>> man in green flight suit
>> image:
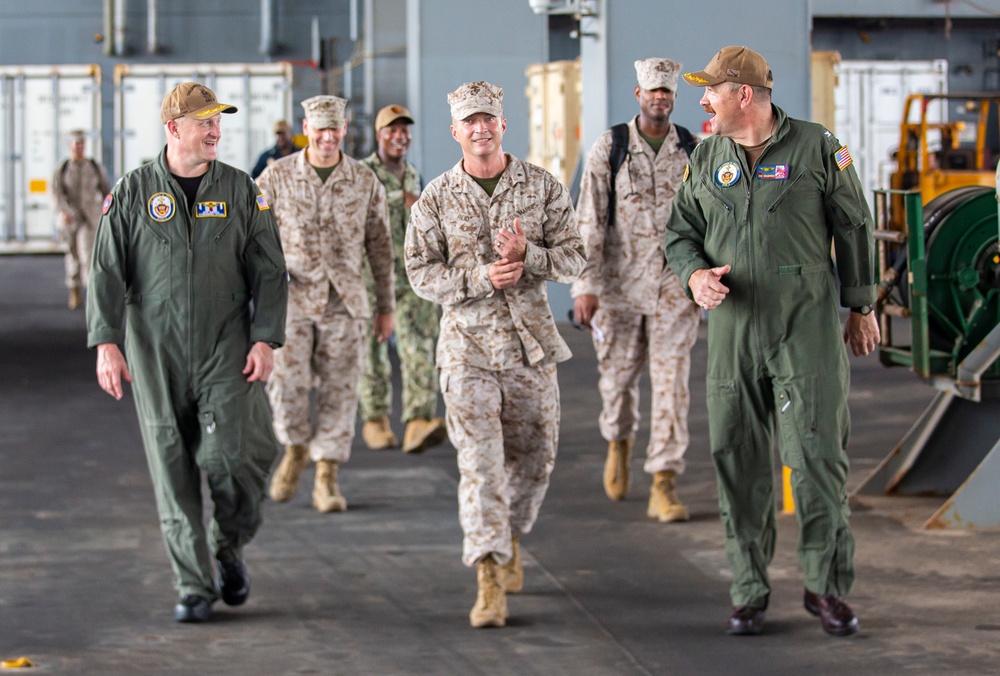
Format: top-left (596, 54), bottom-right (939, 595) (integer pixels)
top-left (664, 46), bottom-right (881, 637)
top-left (87, 82), bottom-right (288, 623)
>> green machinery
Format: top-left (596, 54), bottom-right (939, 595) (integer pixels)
top-left (855, 185), bottom-right (1000, 529)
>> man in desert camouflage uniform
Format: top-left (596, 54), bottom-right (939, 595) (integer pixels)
top-left (359, 104), bottom-right (447, 454)
top-left (405, 81), bottom-right (585, 629)
top-left (571, 58), bottom-right (701, 523)
top-left (257, 95), bottom-right (394, 514)
top-left (52, 129), bottom-right (111, 309)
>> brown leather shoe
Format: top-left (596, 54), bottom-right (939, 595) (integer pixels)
top-left (726, 605), bottom-right (766, 635)
top-left (804, 589), bottom-right (859, 636)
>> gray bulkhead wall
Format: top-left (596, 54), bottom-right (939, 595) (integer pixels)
top-left (0, 1), bottom-right (355, 178)
top-left (405, 0), bottom-right (548, 181)
top-left (580, 0), bottom-right (811, 158)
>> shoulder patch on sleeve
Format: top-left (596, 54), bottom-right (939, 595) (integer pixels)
top-left (683, 164), bottom-right (690, 183)
top-left (101, 194), bottom-right (113, 214)
top-left (256, 194), bottom-right (270, 210)
top-left (834, 146), bottom-right (853, 171)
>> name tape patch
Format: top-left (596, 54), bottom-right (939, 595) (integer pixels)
top-left (196, 201), bottom-right (227, 218)
top-left (756, 164), bottom-right (790, 180)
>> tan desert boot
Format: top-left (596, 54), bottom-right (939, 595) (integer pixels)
top-left (269, 444), bottom-right (310, 502)
top-left (68, 286), bottom-right (81, 310)
top-left (603, 436), bottom-right (634, 501)
top-left (647, 470), bottom-right (690, 523)
top-left (312, 459), bottom-right (347, 513)
top-left (498, 536), bottom-right (523, 594)
top-left (469, 555), bottom-right (508, 628)
top-left (361, 416), bottom-right (398, 450)
top-left (402, 417), bottom-right (448, 454)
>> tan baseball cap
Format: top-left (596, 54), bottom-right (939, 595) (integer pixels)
top-left (375, 104), bottom-right (414, 133)
top-left (273, 119), bottom-right (291, 134)
top-left (448, 81), bottom-right (503, 121)
top-left (683, 46), bottom-right (773, 89)
top-left (160, 82), bottom-right (237, 124)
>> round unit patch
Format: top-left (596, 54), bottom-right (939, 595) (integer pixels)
top-left (147, 192), bottom-right (176, 222)
top-left (715, 161), bottom-right (741, 188)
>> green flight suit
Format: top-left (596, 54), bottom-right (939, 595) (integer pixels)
top-left (664, 105), bottom-right (877, 609)
top-left (87, 148), bottom-right (288, 601)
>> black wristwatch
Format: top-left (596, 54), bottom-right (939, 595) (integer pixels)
top-left (850, 304), bottom-right (874, 316)
top-left (266, 341), bottom-right (282, 349)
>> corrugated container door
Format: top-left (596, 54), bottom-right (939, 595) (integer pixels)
top-left (0, 65), bottom-right (102, 254)
top-left (114, 63), bottom-right (293, 178)
top-left (833, 60), bottom-right (948, 202)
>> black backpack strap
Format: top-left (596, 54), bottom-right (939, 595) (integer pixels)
top-left (606, 123), bottom-right (630, 228)
top-left (675, 124), bottom-right (698, 158)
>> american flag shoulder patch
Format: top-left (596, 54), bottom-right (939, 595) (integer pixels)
top-left (256, 194), bottom-right (270, 210)
top-left (834, 146), bottom-right (853, 171)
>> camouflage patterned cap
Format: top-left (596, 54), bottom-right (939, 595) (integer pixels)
top-left (635, 58), bottom-right (682, 92)
top-left (447, 81), bottom-right (503, 121)
top-left (302, 95), bottom-right (348, 129)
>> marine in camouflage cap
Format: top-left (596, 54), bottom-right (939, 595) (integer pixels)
top-left (448, 81), bottom-right (503, 121)
top-left (302, 95), bottom-right (348, 129)
top-left (635, 58), bottom-right (682, 91)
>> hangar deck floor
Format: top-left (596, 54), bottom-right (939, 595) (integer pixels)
top-left (2, 255), bottom-right (998, 675)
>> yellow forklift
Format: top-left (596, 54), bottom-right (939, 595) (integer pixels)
top-left (855, 92), bottom-right (1000, 529)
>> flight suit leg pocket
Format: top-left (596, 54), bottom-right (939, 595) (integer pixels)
top-left (196, 407), bottom-right (243, 474)
top-left (706, 378), bottom-right (744, 455)
top-left (775, 375), bottom-right (818, 469)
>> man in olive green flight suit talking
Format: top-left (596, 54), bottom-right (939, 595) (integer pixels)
top-left (664, 47), bottom-right (880, 638)
top-left (87, 82), bottom-right (288, 624)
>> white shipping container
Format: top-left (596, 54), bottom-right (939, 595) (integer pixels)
top-left (114, 63), bottom-right (293, 177)
top-left (833, 60), bottom-right (948, 202)
top-left (0, 64), bottom-right (103, 254)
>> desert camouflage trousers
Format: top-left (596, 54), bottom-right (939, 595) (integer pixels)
top-left (592, 272), bottom-right (700, 474)
top-left (441, 362), bottom-right (560, 567)
top-left (61, 219), bottom-right (96, 289)
top-left (359, 286), bottom-right (440, 422)
top-left (267, 295), bottom-right (367, 462)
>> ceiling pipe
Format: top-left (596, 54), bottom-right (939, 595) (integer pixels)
top-left (147, 0), bottom-right (159, 54)
top-left (259, 0), bottom-right (276, 56)
top-left (102, 0), bottom-right (114, 56)
top-left (114, 0), bottom-right (127, 56)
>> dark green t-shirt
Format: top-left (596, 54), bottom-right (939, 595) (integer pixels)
top-left (638, 128), bottom-right (666, 154)
top-left (472, 174), bottom-right (503, 197)
top-left (311, 161), bottom-right (339, 183)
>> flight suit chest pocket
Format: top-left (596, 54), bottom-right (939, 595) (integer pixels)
top-left (706, 378), bottom-right (744, 455)
top-left (762, 174), bottom-right (820, 226)
top-left (775, 375), bottom-right (818, 469)
top-left (127, 231), bottom-right (172, 304)
top-left (699, 179), bottom-right (738, 265)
